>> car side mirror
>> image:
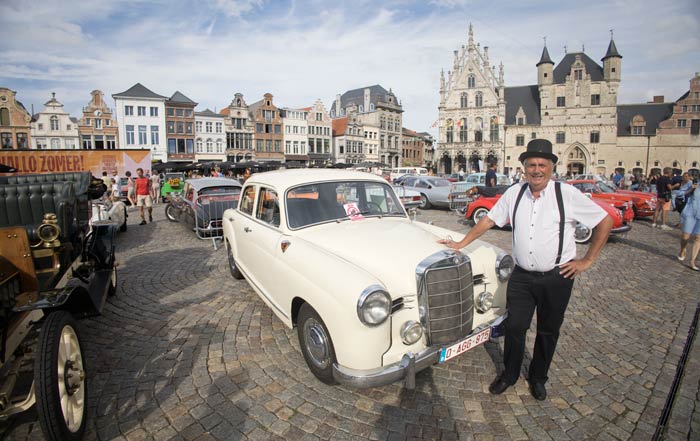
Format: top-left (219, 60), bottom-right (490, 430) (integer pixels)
top-left (428, 185), bottom-right (433, 189)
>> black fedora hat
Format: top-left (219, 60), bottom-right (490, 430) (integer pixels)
top-left (518, 139), bottom-right (558, 163)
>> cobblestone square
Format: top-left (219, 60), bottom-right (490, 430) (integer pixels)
top-left (2, 207), bottom-right (698, 440)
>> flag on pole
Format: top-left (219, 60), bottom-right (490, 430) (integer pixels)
top-left (430, 120), bottom-right (438, 128)
top-left (456, 119), bottom-right (462, 127)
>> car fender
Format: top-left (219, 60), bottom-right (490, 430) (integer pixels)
top-left (273, 236), bottom-right (395, 370)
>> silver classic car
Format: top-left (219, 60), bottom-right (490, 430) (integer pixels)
top-left (222, 170), bottom-right (512, 388)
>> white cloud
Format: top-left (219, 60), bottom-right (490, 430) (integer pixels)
top-left (0, 0), bottom-right (698, 134)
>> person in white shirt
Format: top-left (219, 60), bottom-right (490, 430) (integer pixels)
top-left (439, 139), bottom-right (612, 401)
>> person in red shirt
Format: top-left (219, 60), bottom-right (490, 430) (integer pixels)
top-left (135, 168), bottom-right (153, 225)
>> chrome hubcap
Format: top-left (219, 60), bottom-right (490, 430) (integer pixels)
top-left (303, 318), bottom-right (330, 369)
top-left (58, 326), bottom-right (85, 432)
top-left (575, 223), bottom-right (591, 241)
top-left (474, 209), bottom-right (487, 223)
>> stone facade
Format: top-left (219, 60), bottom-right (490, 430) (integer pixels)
top-left (222, 93), bottom-right (254, 162)
top-left (31, 93), bottom-right (79, 150)
top-left (78, 90), bottom-right (118, 150)
top-left (616, 74), bottom-right (700, 177)
top-left (438, 29), bottom-right (700, 178)
top-left (331, 85), bottom-right (402, 167)
top-left (332, 113), bottom-right (365, 164)
top-left (306, 99), bottom-right (332, 167)
top-left (249, 93), bottom-right (284, 163)
top-left (165, 91), bottom-right (197, 162)
top-left (0, 87), bottom-right (31, 150)
top-left (282, 107), bottom-right (309, 165)
top-left (194, 109), bottom-right (226, 162)
top-left (437, 24), bottom-right (505, 174)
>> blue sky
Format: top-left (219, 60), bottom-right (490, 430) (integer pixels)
top-left (1, 0), bottom-right (698, 134)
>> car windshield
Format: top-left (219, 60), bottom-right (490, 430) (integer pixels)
top-left (425, 178), bottom-right (451, 187)
top-left (165, 173), bottom-right (183, 180)
top-left (597, 182), bottom-right (616, 193)
top-left (199, 186), bottom-right (240, 196)
top-left (286, 181), bottom-right (405, 229)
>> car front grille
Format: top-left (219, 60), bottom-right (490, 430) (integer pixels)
top-left (416, 250), bottom-right (474, 346)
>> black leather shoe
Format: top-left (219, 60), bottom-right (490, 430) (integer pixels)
top-left (529, 381), bottom-right (547, 401)
top-left (488, 376), bottom-right (512, 395)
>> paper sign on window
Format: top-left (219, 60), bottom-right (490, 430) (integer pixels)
top-left (343, 203), bottom-right (364, 221)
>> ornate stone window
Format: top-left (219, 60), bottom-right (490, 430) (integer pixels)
top-left (446, 119), bottom-right (453, 143)
top-left (50, 115), bottom-right (59, 131)
top-left (475, 92), bottom-right (483, 107)
top-left (460, 93), bottom-right (468, 108)
top-left (556, 131), bottom-right (565, 143)
top-left (468, 74), bottom-right (475, 88)
top-left (459, 119), bottom-right (467, 142)
top-left (489, 116), bottom-right (499, 142)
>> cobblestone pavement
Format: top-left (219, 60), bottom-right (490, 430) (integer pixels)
top-left (2, 205), bottom-right (699, 440)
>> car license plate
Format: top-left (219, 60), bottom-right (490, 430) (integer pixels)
top-left (439, 327), bottom-right (491, 363)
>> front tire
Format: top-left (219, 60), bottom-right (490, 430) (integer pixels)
top-left (297, 303), bottom-right (338, 385)
top-left (472, 207), bottom-right (489, 224)
top-left (165, 204), bottom-right (178, 222)
top-left (35, 311), bottom-right (88, 441)
top-left (226, 240), bottom-right (244, 280)
top-left (419, 194), bottom-right (432, 209)
top-left (574, 222), bottom-right (593, 243)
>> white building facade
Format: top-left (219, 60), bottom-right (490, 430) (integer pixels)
top-left (332, 113), bottom-right (365, 164)
top-left (306, 99), bottom-right (332, 167)
top-left (282, 108), bottom-right (309, 165)
top-left (194, 109), bottom-right (227, 162)
top-left (112, 83), bottom-right (167, 161)
top-left (30, 93), bottom-right (79, 150)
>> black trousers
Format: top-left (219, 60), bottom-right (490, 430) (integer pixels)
top-left (501, 265), bottom-right (574, 385)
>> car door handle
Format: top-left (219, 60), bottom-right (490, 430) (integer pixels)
top-left (244, 227), bottom-right (252, 233)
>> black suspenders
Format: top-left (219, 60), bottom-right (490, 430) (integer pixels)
top-left (511, 182), bottom-right (566, 265)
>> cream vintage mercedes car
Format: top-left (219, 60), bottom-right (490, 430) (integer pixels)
top-left (222, 170), bottom-right (512, 388)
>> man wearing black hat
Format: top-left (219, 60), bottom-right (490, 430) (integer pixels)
top-left (440, 139), bottom-right (612, 400)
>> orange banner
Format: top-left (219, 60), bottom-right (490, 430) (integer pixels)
top-left (0, 149), bottom-right (152, 176)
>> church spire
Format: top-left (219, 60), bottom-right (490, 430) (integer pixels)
top-left (602, 30), bottom-right (622, 61)
top-left (536, 40), bottom-right (554, 67)
top-left (468, 22), bottom-right (474, 48)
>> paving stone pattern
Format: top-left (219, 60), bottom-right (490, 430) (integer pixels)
top-left (2, 206), bottom-right (698, 440)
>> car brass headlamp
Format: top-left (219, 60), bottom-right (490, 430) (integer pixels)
top-left (400, 320), bottom-right (423, 345)
top-left (476, 291), bottom-right (494, 313)
top-left (495, 252), bottom-right (514, 282)
top-left (37, 214), bottom-right (61, 247)
top-left (357, 285), bottom-right (391, 326)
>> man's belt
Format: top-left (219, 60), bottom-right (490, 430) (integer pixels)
top-left (514, 265), bottom-right (563, 277)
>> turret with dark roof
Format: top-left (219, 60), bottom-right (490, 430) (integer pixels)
top-left (536, 45), bottom-right (554, 67)
top-left (602, 38), bottom-right (622, 61)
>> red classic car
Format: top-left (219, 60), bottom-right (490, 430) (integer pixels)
top-left (568, 179), bottom-right (656, 217)
top-left (464, 187), bottom-right (632, 243)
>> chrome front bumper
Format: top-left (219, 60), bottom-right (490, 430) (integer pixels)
top-left (332, 313), bottom-right (507, 389)
top-left (611, 224), bottom-right (632, 234)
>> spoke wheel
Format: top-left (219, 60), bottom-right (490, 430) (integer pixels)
top-left (574, 222), bottom-right (593, 243)
top-left (165, 204), bottom-right (178, 222)
top-left (35, 311), bottom-right (88, 441)
top-left (226, 240), bottom-right (244, 280)
top-left (297, 303), bottom-right (337, 384)
top-left (472, 207), bottom-right (489, 224)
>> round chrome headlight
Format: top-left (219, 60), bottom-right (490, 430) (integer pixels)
top-left (495, 252), bottom-right (515, 282)
top-left (400, 320), bottom-right (423, 345)
top-left (357, 286), bottom-right (391, 327)
top-left (476, 291), bottom-right (494, 313)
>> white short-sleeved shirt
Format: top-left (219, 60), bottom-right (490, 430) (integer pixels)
top-left (487, 180), bottom-right (607, 272)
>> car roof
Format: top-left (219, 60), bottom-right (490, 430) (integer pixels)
top-left (568, 179), bottom-right (596, 184)
top-left (186, 177), bottom-right (241, 191)
top-left (244, 169), bottom-right (386, 190)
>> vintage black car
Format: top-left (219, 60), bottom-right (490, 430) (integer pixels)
top-left (165, 177), bottom-right (241, 246)
top-left (0, 171), bottom-right (117, 440)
